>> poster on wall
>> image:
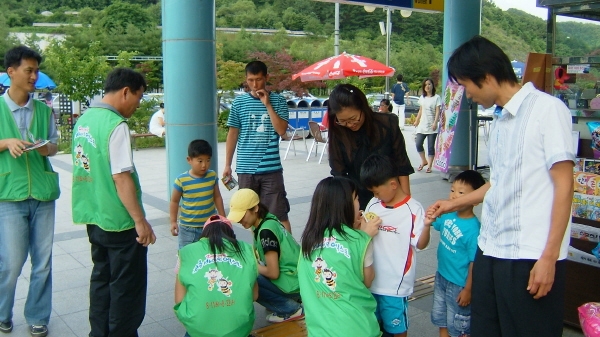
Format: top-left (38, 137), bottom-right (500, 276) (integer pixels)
top-left (433, 81), bottom-right (465, 173)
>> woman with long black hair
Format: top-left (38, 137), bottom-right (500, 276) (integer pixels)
top-left (298, 176), bottom-right (381, 337)
top-left (327, 84), bottom-right (413, 209)
top-left (174, 215), bottom-right (258, 337)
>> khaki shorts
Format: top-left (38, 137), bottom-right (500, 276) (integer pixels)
top-left (237, 171), bottom-right (290, 221)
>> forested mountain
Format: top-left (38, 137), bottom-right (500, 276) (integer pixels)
top-left (1, 0), bottom-right (599, 91)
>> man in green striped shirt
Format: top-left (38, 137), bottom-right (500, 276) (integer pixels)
top-left (223, 61), bottom-right (292, 232)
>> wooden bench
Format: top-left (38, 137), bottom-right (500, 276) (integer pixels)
top-left (130, 133), bottom-right (157, 151)
top-left (250, 274), bottom-right (436, 337)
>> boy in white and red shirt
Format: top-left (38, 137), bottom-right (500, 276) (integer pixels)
top-left (360, 154), bottom-right (430, 337)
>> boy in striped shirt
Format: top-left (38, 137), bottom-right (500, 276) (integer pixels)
top-left (170, 139), bottom-right (226, 248)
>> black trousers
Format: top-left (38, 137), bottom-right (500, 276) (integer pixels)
top-left (87, 225), bottom-right (148, 337)
top-left (471, 248), bottom-right (566, 337)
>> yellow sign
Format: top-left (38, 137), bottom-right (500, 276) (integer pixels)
top-left (413, 0), bottom-right (444, 12)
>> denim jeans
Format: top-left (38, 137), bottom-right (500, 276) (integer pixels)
top-left (256, 275), bottom-right (301, 317)
top-left (431, 272), bottom-right (471, 337)
top-left (178, 225), bottom-right (203, 250)
top-left (415, 133), bottom-right (437, 156)
top-left (0, 200), bottom-right (55, 326)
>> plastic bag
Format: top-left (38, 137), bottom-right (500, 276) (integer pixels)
top-left (587, 122), bottom-right (600, 152)
top-left (579, 302), bottom-right (600, 337)
top-left (593, 243), bottom-right (600, 260)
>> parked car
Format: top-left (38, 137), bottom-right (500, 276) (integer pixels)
top-left (405, 96), bottom-right (421, 117)
top-left (281, 90), bottom-right (316, 101)
top-left (367, 93), bottom-right (420, 118)
top-left (366, 93), bottom-right (387, 111)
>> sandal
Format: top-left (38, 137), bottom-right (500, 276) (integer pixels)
top-left (417, 163), bottom-right (427, 171)
top-left (426, 167), bottom-right (432, 173)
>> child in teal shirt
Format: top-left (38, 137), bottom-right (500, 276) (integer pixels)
top-left (423, 170), bottom-right (485, 337)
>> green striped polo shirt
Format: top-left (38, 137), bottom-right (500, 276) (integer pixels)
top-left (227, 92), bottom-right (288, 174)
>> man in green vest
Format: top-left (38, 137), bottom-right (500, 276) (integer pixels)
top-left (0, 46), bottom-right (60, 337)
top-left (71, 68), bottom-right (156, 337)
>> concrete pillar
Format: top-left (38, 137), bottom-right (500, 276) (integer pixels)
top-left (441, 0), bottom-right (482, 176)
top-left (162, 0), bottom-right (217, 197)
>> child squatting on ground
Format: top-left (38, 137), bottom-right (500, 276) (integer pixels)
top-left (360, 154), bottom-right (430, 337)
top-left (227, 189), bottom-right (304, 323)
top-left (170, 139), bottom-right (225, 249)
top-left (174, 215), bottom-right (258, 337)
top-left (298, 176), bottom-right (382, 337)
top-left (425, 170), bottom-right (485, 337)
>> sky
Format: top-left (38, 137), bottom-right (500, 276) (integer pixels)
top-left (493, 0), bottom-right (597, 23)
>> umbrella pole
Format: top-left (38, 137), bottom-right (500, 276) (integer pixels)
top-left (334, 3), bottom-right (340, 56)
top-left (385, 7), bottom-right (391, 97)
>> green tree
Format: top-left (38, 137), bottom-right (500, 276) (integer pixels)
top-left (216, 0), bottom-right (257, 27)
top-left (248, 50), bottom-right (325, 96)
top-left (218, 60), bottom-right (245, 91)
top-left (100, 1), bottom-right (153, 32)
top-left (116, 50), bottom-right (140, 68)
top-left (0, 14), bottom-right (20, 69)
top-left (78, 7), bottom-right (98, 25)
top-left (43, 40), bottom-right (110, 108)
top-left (136, 60), bottom-right (161, 91)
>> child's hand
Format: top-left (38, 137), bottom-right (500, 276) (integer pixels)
top-left (424, 215), bottom-right (434, 226)
top-left (170, 222), bottom-right (179, 236)
top-left (456, 288), bottom-right (471, 307)
top-left (360, 214), bottom-right (382, 238)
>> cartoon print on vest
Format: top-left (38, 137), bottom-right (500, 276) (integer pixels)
top-left (75, 143), bottom-right (83, 166)
top-left (81, 154), bottom-right (90, 172)
top-left (204, 268), bottom-right (223, 291)
top-left (218, 277), bottom-right (233, 297)
top-left (322, 267), bottom-right (337, 291)
top-left (312, 256), bottom-right (327, 282)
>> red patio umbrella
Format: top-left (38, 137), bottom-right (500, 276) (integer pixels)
top-left (292, 52), bottom-right (395, 82)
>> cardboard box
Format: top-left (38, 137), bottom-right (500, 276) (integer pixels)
top-left (522, 53), bottom-right (553, 94)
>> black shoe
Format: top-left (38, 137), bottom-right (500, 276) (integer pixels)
top-left (0, 321), bottom-right (12, 333)
top-left (29, 325), bottom-right (48, 337)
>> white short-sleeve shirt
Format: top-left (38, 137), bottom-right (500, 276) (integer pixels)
top-left (109, 122), bottom-right (134, 174)
top-left (480, 82), bottom-right (575, 260)
top-left (416, 94), bottom-right (441, 134)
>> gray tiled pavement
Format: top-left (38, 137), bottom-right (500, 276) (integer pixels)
top-left (7, 126), bottom-right (583, 336)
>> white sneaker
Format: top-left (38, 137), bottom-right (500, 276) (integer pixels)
top-left (266, 307), bottom-right (304, 323)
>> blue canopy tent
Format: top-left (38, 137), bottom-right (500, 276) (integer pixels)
top-left (511, 60), bottom-right (525, 79)
top-left (0, 71), bottom-right (57, 90)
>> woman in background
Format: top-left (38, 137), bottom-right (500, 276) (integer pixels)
top-left (378, 98), bottom-right (392, 113)
top-left (413, 78), bottom-right (441, 173)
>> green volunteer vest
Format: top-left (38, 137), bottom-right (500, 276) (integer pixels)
top-left (0, 97), bottom-right (60, 201)
top-left (175, 238), bottom-right (257, 337)
top-left (297, 227), bottom-right (381, 337)
top-left (71, 107), bottom-right (144, 231)
top-left (254, 213), bottom-right (300, 294)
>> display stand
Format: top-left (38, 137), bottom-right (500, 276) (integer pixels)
top-left (536, 0), bottom-right (600, 328)
top-left (565, 140), bottom-right (600, 327)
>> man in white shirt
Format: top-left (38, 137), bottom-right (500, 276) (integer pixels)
top-left (429, 36), bottom-right (574, 337)
top-left (149, 102), bottom-right (165, 137)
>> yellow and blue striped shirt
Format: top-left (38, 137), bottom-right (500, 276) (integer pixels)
top-left (174, 170), bottom-right (218, 227)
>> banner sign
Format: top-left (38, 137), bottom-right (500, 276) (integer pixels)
top-left (312, 0), bottom-right (443, 13)
top-left (433, 81), bottom-right (465, 173)
top-left (566, 64), bottom-right (590, 74)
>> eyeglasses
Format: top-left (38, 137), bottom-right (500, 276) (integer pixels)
top-left (335, 111), bottom-right (363, 127)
